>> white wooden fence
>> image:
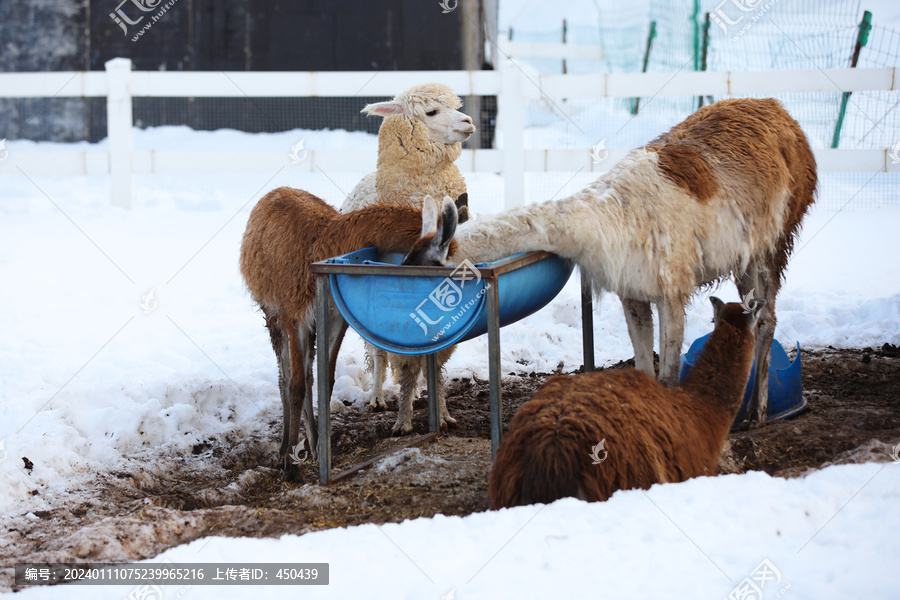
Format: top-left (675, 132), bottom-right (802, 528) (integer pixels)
top-left (1, 57), bottom-right (897, 209)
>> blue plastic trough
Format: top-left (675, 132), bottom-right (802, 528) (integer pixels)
top-left (311, 249), bottom-right (578, 484)
top-left (679, 334), bottom-right (806, 430)
top-left (326, 248), bottom-right (575, 355)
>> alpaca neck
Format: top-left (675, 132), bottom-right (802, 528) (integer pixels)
top-left (449, 184), bottom-right (619, 267)
top-left (450, 202), bottom-right (558, 264)
top-left (376, 115), bottom-right (462, 173)
top-left (681, 325), bottom-right (755, 419)
top-left (331, 205), bottom-right (422, 254)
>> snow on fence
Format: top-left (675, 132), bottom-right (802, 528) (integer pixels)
top-left (1, 57), bottom-right (898, 209)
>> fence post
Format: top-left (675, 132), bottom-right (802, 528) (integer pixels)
top-left (105, 57), bottom-right (133, 209)
top-left (632, 21), bottom-right (657, 115)
top-left (498, 60), bottom-right (525, 209)
top-left (831, 10), bottom-right (873, 149)
top-left (697, 13), bottom-right (712, 110)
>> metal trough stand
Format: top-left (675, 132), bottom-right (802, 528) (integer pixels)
top-left (310, 252), bottom-right (595, 485)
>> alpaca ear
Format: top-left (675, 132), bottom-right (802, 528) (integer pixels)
top-left (420, 195), bottom-right (439, 237)
top-left (455, 192), bottom-right (469, 224)
top-left (710, 296), bottom-right (725, 323)
top-left (437, 196), bottom-right (459, 253)
top-left (361, 100), bottom-right (406, 117)
top-left (745, 299), bottom-right (765, 328)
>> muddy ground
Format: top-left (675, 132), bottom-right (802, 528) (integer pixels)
top-left (2, 345), bottom-right (899, 591)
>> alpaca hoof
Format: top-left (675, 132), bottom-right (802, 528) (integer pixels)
top-left (281, 458), bottom-right (301, 482)
top-left (368, 400), bottom-right (387, 412)
top-left (391, 421), bottom-right (413, 436)
top-left (440, 416), bottom-right (458, 432)
top-left (738, 414), bottom-right (765, 431)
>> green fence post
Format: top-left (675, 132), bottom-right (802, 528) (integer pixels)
top-left (692, 0), bottom-right (701, 72)
top-left (698, 12), bottom-right (712, 110)
top-left (832, 10), bottom-right (873, 148)
top-left (632, 20), bottom-right (658, 115)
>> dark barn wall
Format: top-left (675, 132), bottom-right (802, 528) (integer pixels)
top-left (1, 0), bottom-right (464, 141)
top-left (0, 0), bottom-right (91, 141)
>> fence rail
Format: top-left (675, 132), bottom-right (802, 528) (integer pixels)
top-left (1, 58), bottom-right (897, 209)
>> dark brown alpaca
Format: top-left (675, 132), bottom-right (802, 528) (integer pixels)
top-left (489, 298), bottom-right (760, 509)
top-left (240, 187), bottom-right (457, 479)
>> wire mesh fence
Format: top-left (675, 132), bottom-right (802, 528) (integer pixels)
top-left (511, 0), bottom-right (900, 208)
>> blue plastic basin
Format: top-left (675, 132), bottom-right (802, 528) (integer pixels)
top-left (327, 249), bottom-right (574, 355)
top-left (679, 334), bottom-right (805, 429)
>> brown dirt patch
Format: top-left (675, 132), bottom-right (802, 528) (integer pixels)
top-left (2, 345), bottom-right (899, 591)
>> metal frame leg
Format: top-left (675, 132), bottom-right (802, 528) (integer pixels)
top-left (315, 275), bottom-right (332, 484)
top-left (426, 353), bottom-right (439, 432)
top-left (487, 277), bottom-right (502, 459)
top-left (581, 269), bottom-right (595, 373)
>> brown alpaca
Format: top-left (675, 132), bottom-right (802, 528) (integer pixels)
top-left (240, 187), bottom-right (458, 479)
top-left (489, 298), bottom-right (760, 509)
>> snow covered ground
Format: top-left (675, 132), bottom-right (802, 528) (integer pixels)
top-left (7, 463), bottom-right (900, 600)
top-left (1, 122), bottom-right (899, 598)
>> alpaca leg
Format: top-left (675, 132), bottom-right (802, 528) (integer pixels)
top-left (739, 266), bottom-right (777, 428)
top-left (366, 343), bottom-right (389, 411)
top-left (264, 310), bottom-right (292, 462)
top-left (326, 300), bottom-right (348, 393)
top-left (657, 303), bottom-right (668, 381)
top-left (284, 323), bottom-right (313, 480)
top-left (622, 298), bottom-right (655, 377)
top-left (658, 298), bottom-right (686, 387)
top-left (299, 328), bottom-right (319, 463)
top-left (437, 347), bottom-right (457, 430)
top-left (392, 358), bottom-right (417, 436)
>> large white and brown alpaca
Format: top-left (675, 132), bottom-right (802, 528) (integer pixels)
top-left (409, 98), bottom-right (816, 428)
top-left (341, 83), bottom-right (476, 435)
top-left (489, 298), bottom-right (760, 508)
top-left (240, 187), bottom-right (458, 479)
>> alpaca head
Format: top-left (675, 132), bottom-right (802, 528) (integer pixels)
top-left (362, 83), bottom-right (476, 144)
top-left (710, 296), bottom-right (764, 332)
top-left (402, 195), bottom-right (458, 266)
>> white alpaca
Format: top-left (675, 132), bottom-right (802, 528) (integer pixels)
top-left (408, 98), bottom-right (817, 428)
top-left (341, 83), bottom-right (475, 435)
top-left (341, 83), bottom-right (474, 211)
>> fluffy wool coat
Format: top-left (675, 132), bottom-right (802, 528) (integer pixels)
top-left (439, 98), bottom-right (816, 426)
top-left (342, 115), bottom-right (467, 211)
top-left (239, 187), bottom-right (454, 479)
top-left (489, 299), bottom-right (758, 509)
